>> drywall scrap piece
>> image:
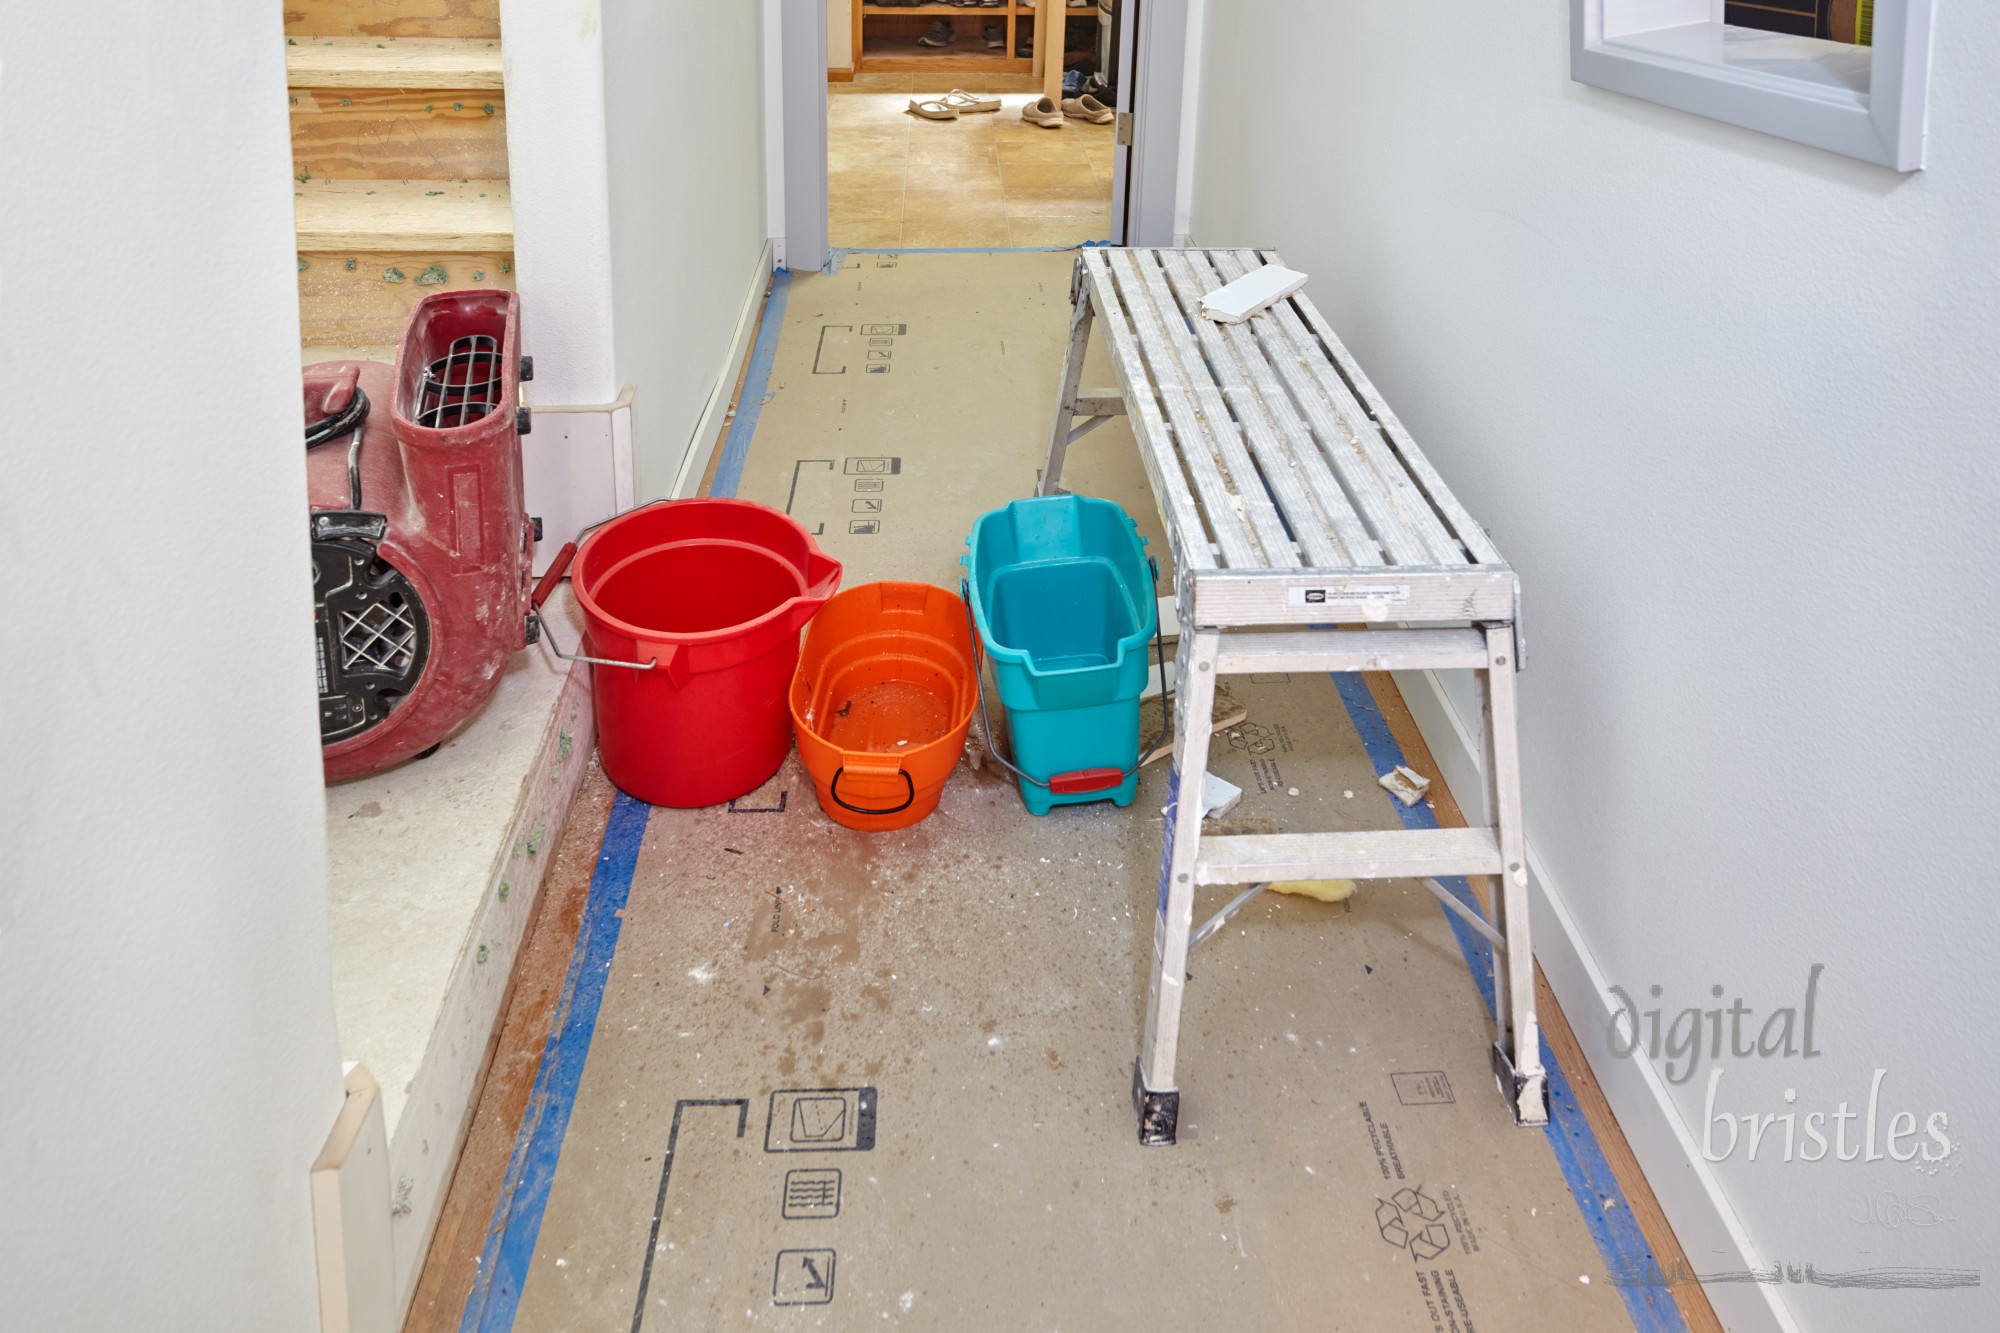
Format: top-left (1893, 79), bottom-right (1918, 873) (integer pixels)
top-left (1200, 772), bottom-right (1243, 820)
top-left (1200, 263), bottom-right (1309, 324)
top-left (1378, 764), bottom-right (1432, 807)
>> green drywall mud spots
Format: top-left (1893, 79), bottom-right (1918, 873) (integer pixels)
top-left (383, 267), bottom-right (407, 283)
top-left (416, 265), bottom-right (448, 285)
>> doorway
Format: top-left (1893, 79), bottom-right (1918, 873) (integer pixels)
top-left (820, 1), bottom-right (1134, 249)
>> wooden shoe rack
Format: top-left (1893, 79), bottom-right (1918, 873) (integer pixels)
top-left (853, 1), bottom-right (1094, 75)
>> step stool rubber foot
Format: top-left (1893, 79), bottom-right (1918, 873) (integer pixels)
top-left (1133, 1060), bottom-right (1179, 1146)
top-left (1491, 1042), bottom-right (1550, 1128)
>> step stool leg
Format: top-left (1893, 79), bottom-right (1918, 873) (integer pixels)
top-left (1483, 623), bottom-right (1548, 1126)
top-left (1136, 628), bottom-right (1220, 1145)
top-left (1038, 285), bottom-right (1095, 497)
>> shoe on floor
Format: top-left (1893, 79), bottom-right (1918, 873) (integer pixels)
top-left (908, 97), bottom-right (959, 121)
top-left (1062, 93), bottom-right (1114, 124)
top-left (942, 88), bottom-right (1001, 113)
top-left (918, 19), bottom-right (955, 47)
top-left (1021, 95), bottom-right (1064, 128)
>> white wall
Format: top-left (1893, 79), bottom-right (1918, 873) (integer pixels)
top-left (498, 0), bottom-right (620, 408)
top-left (602, 0), bottom-right (772, 499)
top-left (0, 5), bottom-right (346, 1330)
top-left (1190, 6), bottom-right (1996, 1332)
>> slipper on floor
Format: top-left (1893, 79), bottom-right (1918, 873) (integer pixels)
top-left (1062, 94), bottom-right (1115, 124)
top-left (942, 89), bottom-right (1001, 113)
top-left (908, 98), bottom-right (960, 121)
top-left (1021, 96), bottom-right (1064, 129)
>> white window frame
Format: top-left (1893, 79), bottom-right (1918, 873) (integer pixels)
top-left (1570, 0), bottom-right (1935, 171)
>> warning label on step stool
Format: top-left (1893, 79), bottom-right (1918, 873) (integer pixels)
top-left (1290, 585), bottom-right (1409, 606)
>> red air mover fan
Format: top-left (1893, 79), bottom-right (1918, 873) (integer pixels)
top-left (304, 290), bottom-right (537, 781)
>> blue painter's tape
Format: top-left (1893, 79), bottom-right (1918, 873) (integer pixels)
top-left (708, 267), bottom-right (792, 501)
top-left (1330, 673), bottom-right (1686, 1333)
top-left (456, 792), bottom-right (652, 1333)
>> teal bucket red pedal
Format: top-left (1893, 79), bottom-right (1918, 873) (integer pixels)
top-left (962, 494), bottom-right (1163, 815)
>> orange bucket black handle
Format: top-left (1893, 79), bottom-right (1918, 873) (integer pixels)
top-left (829, 764), bottom-right (917, 816)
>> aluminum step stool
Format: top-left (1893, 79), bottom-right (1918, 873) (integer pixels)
top-left (1038, 247), bottom-right (1547, 1144)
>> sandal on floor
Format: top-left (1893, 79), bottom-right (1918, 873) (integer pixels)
top-left (1062, 94), bottom-right (1115, 124)
top-left (908, 98), bottom-right (961, 121)
top-left (1021, 95), bottom-right (1064, 128)
top-left (942, 89), bottom-right (1001, 113)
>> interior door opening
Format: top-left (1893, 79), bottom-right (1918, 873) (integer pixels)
top-left (820, 0), bottom-right (1130, 250)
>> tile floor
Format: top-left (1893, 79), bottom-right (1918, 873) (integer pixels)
top-left (829, 73), bottom-right (1115, 248)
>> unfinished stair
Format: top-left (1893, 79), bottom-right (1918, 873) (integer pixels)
top-left (287, 4), bottom-right (512, 362)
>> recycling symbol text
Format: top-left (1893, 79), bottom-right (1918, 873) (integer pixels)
top-left (1375, 1187), bottom-right (1450, 1261)
top-left (1225, 722), bottom-right (1277, 756)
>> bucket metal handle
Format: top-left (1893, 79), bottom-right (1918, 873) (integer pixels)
top-left (959, 557), bottom-right (1172, 793)
top-left (529, 540), bottom-right (659, 671)
top-left (829, 764), bottom-right (916, 817)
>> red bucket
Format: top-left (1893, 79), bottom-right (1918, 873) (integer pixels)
top-left (550, 498), bottom-right (840, 807)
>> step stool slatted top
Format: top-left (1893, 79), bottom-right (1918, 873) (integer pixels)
top-left (1060, 247), bottom-right (1513, 633)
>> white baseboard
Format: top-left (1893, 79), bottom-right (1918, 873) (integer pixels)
top-left (521, 390), bottom-right (633, 575)
top-left (674, 238), bottom-right (775, 499)
top-left (313, 1065), bottom-right (395, 1333)
top-left (1394, 667), bottom-right (1798, 1333)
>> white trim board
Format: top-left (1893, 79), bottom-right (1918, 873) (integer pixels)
top-left (1570, 0), bottom-right (1933, 171)
top-left (675, 238), bottom-right (774, 498)
top-left (1393, 667), bottom-right (1800, 1333)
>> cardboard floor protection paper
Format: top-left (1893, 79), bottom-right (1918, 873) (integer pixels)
top-left (478, 252), bottom-right (1665, 1332)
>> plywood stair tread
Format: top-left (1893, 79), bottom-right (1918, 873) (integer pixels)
top-left (302, 343), bottom-right (398, 366)
top-left (294, 178), bottom-right (511, 252)
top-left (287, 35), bottom-right (503, 89)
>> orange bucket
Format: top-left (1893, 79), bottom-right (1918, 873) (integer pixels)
top-left (789, 582), bottom-right (977, 831)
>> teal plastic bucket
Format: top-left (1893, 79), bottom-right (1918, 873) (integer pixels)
top-left (962, 494), bottom-right (1157, 815)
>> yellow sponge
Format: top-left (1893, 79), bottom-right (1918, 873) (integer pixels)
top-left (1269, 878), bottom-right (1356, 903)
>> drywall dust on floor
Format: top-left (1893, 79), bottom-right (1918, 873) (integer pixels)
top-left (492, 253), bottom-right (1641, 1331)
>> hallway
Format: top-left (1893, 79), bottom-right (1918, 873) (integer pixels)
top-left (407, 251), bottom-right (1697, 1333)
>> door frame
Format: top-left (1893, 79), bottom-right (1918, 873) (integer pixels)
top-left (770, 0), bottom-right (1194, 256)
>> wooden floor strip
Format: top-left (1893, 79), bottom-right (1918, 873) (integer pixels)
top-left (401, 763), bottom-right (617, 1333)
